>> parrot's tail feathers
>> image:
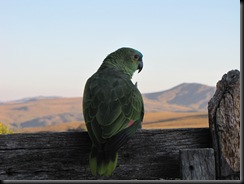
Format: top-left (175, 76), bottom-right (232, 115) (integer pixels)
top-left (89, 146), bottom-right (118, 176)
top-left (89, 153), bottom-right (97, 176)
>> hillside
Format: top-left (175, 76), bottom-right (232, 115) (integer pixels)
top-left (0, 83), bottom-right (215, 132)
top-left (0, 97), bottom-right (82, 129)
top-left (143, 83), bottom-right (215, 112)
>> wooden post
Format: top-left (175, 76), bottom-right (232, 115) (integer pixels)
top-left (208, 69), bottom-right (240, 180)
top-left (180, 148), bottom-right (216, 180)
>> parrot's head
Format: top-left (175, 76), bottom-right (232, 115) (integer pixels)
top-left (102, 47), bottom-right (143, 78)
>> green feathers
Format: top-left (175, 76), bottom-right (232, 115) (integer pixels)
top-left (89, 146), bottom-right (118, 176)
top-left (83, 47), bottom-right (144, 176)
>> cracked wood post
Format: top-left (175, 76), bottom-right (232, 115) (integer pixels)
top-left (180, 148), bottom-right (215, 180)
top-left (208, 69), bottom-right (240, 180)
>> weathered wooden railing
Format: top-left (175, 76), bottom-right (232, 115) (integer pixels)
top-left (0, 128), bottom-right (211, 180)
top-left (0, 70), bottom-right (240, 180)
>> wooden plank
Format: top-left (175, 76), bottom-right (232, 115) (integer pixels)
top-left (0, 128), bottom-right (210, 180)
top-left (180, 148), bottom-right (215, 180)
top-left (208, 69), bottom-right (240, 180)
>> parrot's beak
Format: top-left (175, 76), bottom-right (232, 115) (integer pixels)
top-left (137, 60), bottom-right (143, 73)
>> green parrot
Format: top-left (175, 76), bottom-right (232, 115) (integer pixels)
top-left (82, 47), bottom-right (144, 176)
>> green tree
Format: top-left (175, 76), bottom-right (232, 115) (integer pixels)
top-left (0, 122), bottom-right (13, 134)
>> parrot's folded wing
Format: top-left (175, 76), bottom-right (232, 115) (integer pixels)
top-left (83, 74), bottom-right (144, 151)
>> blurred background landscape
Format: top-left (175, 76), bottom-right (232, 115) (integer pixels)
top-left (0, 1), bottom-right (239, 133)
top-left (0, 82), bottom-right (215, 133)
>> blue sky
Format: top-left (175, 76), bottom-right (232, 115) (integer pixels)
top-left (0, 0), bottom-right (240, 101)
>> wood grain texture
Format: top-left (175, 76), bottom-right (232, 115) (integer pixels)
top-left (180, 148), bottom-right (215, 180)
top-left (0, 128), bottom-right (210, 180)
top-left (208, 69), bottom-right (240, 180)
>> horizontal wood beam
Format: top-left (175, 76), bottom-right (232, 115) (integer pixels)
top-left (0, 128), bottom-right (211, 180)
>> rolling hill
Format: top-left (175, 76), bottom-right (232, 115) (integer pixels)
top-left (143, 83), bottom-right (216, 112)
top-left (0, 83), bottom-right (215, 132)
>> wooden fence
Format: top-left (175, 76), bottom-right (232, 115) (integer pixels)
top-left (0, 128), bottom-right (211, 180)
top-left (0, 70), bottom-right (240, 180)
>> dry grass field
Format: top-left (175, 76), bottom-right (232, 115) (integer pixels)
top-left (15, 121), bottom-right (85, 133)
top-left (0, 97), bottom-right (82, 126)
top-left (15, 111), bottom-right (208, 133)
top-left (142, 111), bottom-right (208, 129)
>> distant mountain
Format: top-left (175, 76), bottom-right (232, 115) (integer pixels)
top-left (0, 83), bottom-right (215, 131)
top-left (6, 96), bottom-right (61, 104)
top-left (12, 113), bottom-right (83, 129)
top-left (143, 83), bottom-right (215, 112)
top-left (0, 97), bottom-right (82, 129)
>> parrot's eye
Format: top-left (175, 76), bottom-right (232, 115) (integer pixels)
top-left (133, 54), bottom-right (139, 60)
